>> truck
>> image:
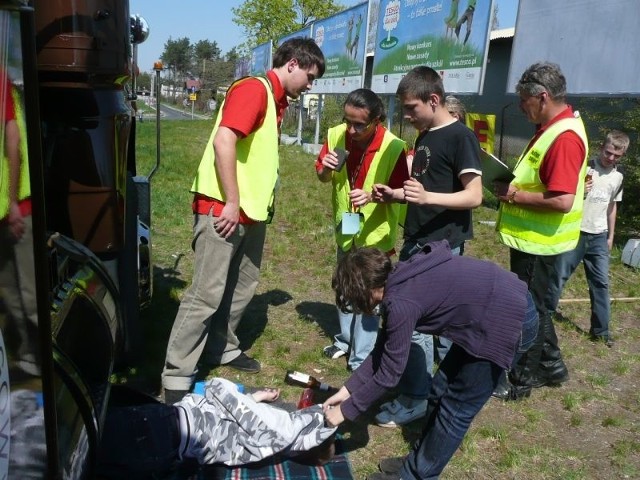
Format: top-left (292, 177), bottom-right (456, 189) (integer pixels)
top-left (0, 0), bottom-right (156, 477)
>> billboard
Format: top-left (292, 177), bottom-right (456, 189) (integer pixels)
top-left (507, 0), bottom-right (640, 95)
top-left (277, 26), bottom-right (313, 48)
top-left (370, 0), bottom-right (493, 94)
top-left (312, 2), bottom-right (369, 94)
top-left (234, 56), bottom-right (251, 80)
top-left (250, 41), bottom-right (272, 76)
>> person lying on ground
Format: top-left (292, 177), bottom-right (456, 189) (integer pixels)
top-left (97, 377), bottom-right (337, 478)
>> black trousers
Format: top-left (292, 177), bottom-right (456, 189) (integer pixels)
top-left (509, 249), bottom-right (567, 386)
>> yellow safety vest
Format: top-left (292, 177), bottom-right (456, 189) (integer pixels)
top-left (0, 88), bottom-right (31, 220)
top-left (497, 115), bottom-right (588, 255)
top-left (191, 77), bottom-right (278, 222)
top-left (328, 124), bottom-right (407, 252)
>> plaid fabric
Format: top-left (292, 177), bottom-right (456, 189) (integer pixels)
top-left (197, 438), bottom-right (353, 480)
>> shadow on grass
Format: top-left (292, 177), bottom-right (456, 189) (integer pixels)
top-left (553, 311), bottom-right (589, 335)
top-left (116, 261), bottom-right (187, 395)
top-left (238, 289), bottom-right (294, 351)
top-left (194, 288), bottom-right (295, 381)
top-left (295, 301), bottom-right (339, 339)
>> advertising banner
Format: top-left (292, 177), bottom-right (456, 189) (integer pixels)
top-left (466, 112), bottom-right (496, 153)
top-left (278, 26), bottom-right (313, 47)
top-left (250, 41), bottom-right (272, 76)
top-left (312, 2), bottom-right (369, 94)
top-left (234, 56), bottom-right (251, 80)
top-left (508, 0), bottom-right (640, 95)
top-left (371, 0), bottom-right (493, 94)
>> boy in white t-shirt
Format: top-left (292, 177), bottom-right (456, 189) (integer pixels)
top-left (545, 130), bottom-right (629, 347)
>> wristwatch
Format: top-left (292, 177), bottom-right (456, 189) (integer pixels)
top-left (508, 189), bottom-right (518, 204)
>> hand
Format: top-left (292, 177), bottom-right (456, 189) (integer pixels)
top-left (585, 178), bottom-right (593, 194)
top-left (321, 150), bottom-right (340, 171)
top-left (214, 202), bottom-right (240, 238)
top-left (323, 404), bottom-right (345, 428)
top-left (372, 183), bottom-right (393, 203)
top-left (8, 202), bottom-right (25, 241)
top-left (349, 188), bottom-right (371, 208)
top-left (403, 178), bottom-right (428, 205)
top-left (493, 181), bottom-right (515, 203)
top-left (607, 237), bottom-right (613, 251)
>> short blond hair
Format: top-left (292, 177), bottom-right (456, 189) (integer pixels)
top-left (604, 130), bottom-right (630, 152)
top-left (445, 95), bottom-right (466, 122)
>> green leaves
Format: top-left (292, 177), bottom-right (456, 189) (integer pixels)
top-left (231, 0), bottom-right (344, 48)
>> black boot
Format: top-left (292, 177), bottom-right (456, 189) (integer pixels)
top-left (493, 371), bottom-right (532, 401)
top-left (492, 371), bottom-right (510, 399)
top-left (537, 312), bottom-right (569, 386)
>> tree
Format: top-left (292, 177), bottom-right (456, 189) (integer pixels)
top-left (136, 72), bottom-right (152, 92)
top-left (232, 0), bottom-right (343, 47)
top-left (194, 40), bottom-right (222, 92)
top-left (160, 37), bottom-right (192, 98)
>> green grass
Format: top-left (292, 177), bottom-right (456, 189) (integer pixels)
top-left (129, 118), bottom-right (640, 479)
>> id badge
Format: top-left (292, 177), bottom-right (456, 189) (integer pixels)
top-left (341, 212), bottom-right (361, 235)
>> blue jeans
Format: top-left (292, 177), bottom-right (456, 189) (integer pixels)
top-left (396, 241), bottom-right (463, 399)
top-left (333, 249), bottom-right (380, 370)
top-left (545, 232), bottom-right (611, 337)
top-left (400, 344), bottom-right (502, 479)
top-left (516, 292), bottom-right (539, 364)
top-left (333, 309), bottom-right (379, 370)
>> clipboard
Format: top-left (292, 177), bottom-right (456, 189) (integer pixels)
top-left (480, 149), bottom-right (514, 189)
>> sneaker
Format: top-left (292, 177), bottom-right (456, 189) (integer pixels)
top-left (323, 345), bottom-right (347, 360)
top-left (375, 399), bottom-right (427, 427)
top-left (378, 398), bottom-right (403, 414)
top-left (225, 352), bottom-right (261, 373)
top-left (590, 334), bottom-right (615, 348)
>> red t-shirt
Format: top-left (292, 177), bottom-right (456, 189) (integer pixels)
top-left (193, 70), bottom-right (288, 222)
top-left (528, 106), bottom-right (586, 195)
top-left (315, 125), bottom-right (408, 191)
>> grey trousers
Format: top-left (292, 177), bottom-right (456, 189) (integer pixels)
top-left (0, 215), bottom-right (39, 367)
top-left (162, 212), bottom-right (266, 391)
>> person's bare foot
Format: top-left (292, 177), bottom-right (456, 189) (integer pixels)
top-left (251, 387), bottom-right (280, 403)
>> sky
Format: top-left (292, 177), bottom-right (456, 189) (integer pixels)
top-left (130, 0), bottom-right (519, 73)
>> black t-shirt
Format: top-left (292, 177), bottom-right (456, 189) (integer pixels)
top-left (404, 120), bottom-right (481, 248)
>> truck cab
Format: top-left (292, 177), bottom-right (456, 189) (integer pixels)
top-left (0, 1), bottom-right (152, 477)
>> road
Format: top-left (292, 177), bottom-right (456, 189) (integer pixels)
top-left (139, 101), bottom-right (210, 121)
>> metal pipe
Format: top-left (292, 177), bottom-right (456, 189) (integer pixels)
top-left (150, 62), bottom-right (162, 180)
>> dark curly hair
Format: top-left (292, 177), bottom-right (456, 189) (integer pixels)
top-left (332, 247), bottom-right (392, 315)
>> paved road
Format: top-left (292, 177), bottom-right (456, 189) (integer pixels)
top-left (138, 101), bottom-right (211, 121)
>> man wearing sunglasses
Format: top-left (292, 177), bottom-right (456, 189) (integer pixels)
top-left (493, 62), bottom-right (589, 400)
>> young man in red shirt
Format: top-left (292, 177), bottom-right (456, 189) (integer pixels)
top-left (162, 38), bottom-right (325, 404)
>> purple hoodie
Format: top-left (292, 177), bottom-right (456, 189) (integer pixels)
top-left (342, 240), bottom-right (528, 421)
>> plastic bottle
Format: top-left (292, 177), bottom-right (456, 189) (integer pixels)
top-left (193, 381), bottom-right (244, 396)
top-left (284, 370), bottom-right (332, 391)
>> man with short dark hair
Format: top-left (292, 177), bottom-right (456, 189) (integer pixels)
top-left (162, 38), bottom-right (325, 404)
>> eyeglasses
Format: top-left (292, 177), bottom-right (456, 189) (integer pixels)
top-left (342, 117), bottom-right (374, 133)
